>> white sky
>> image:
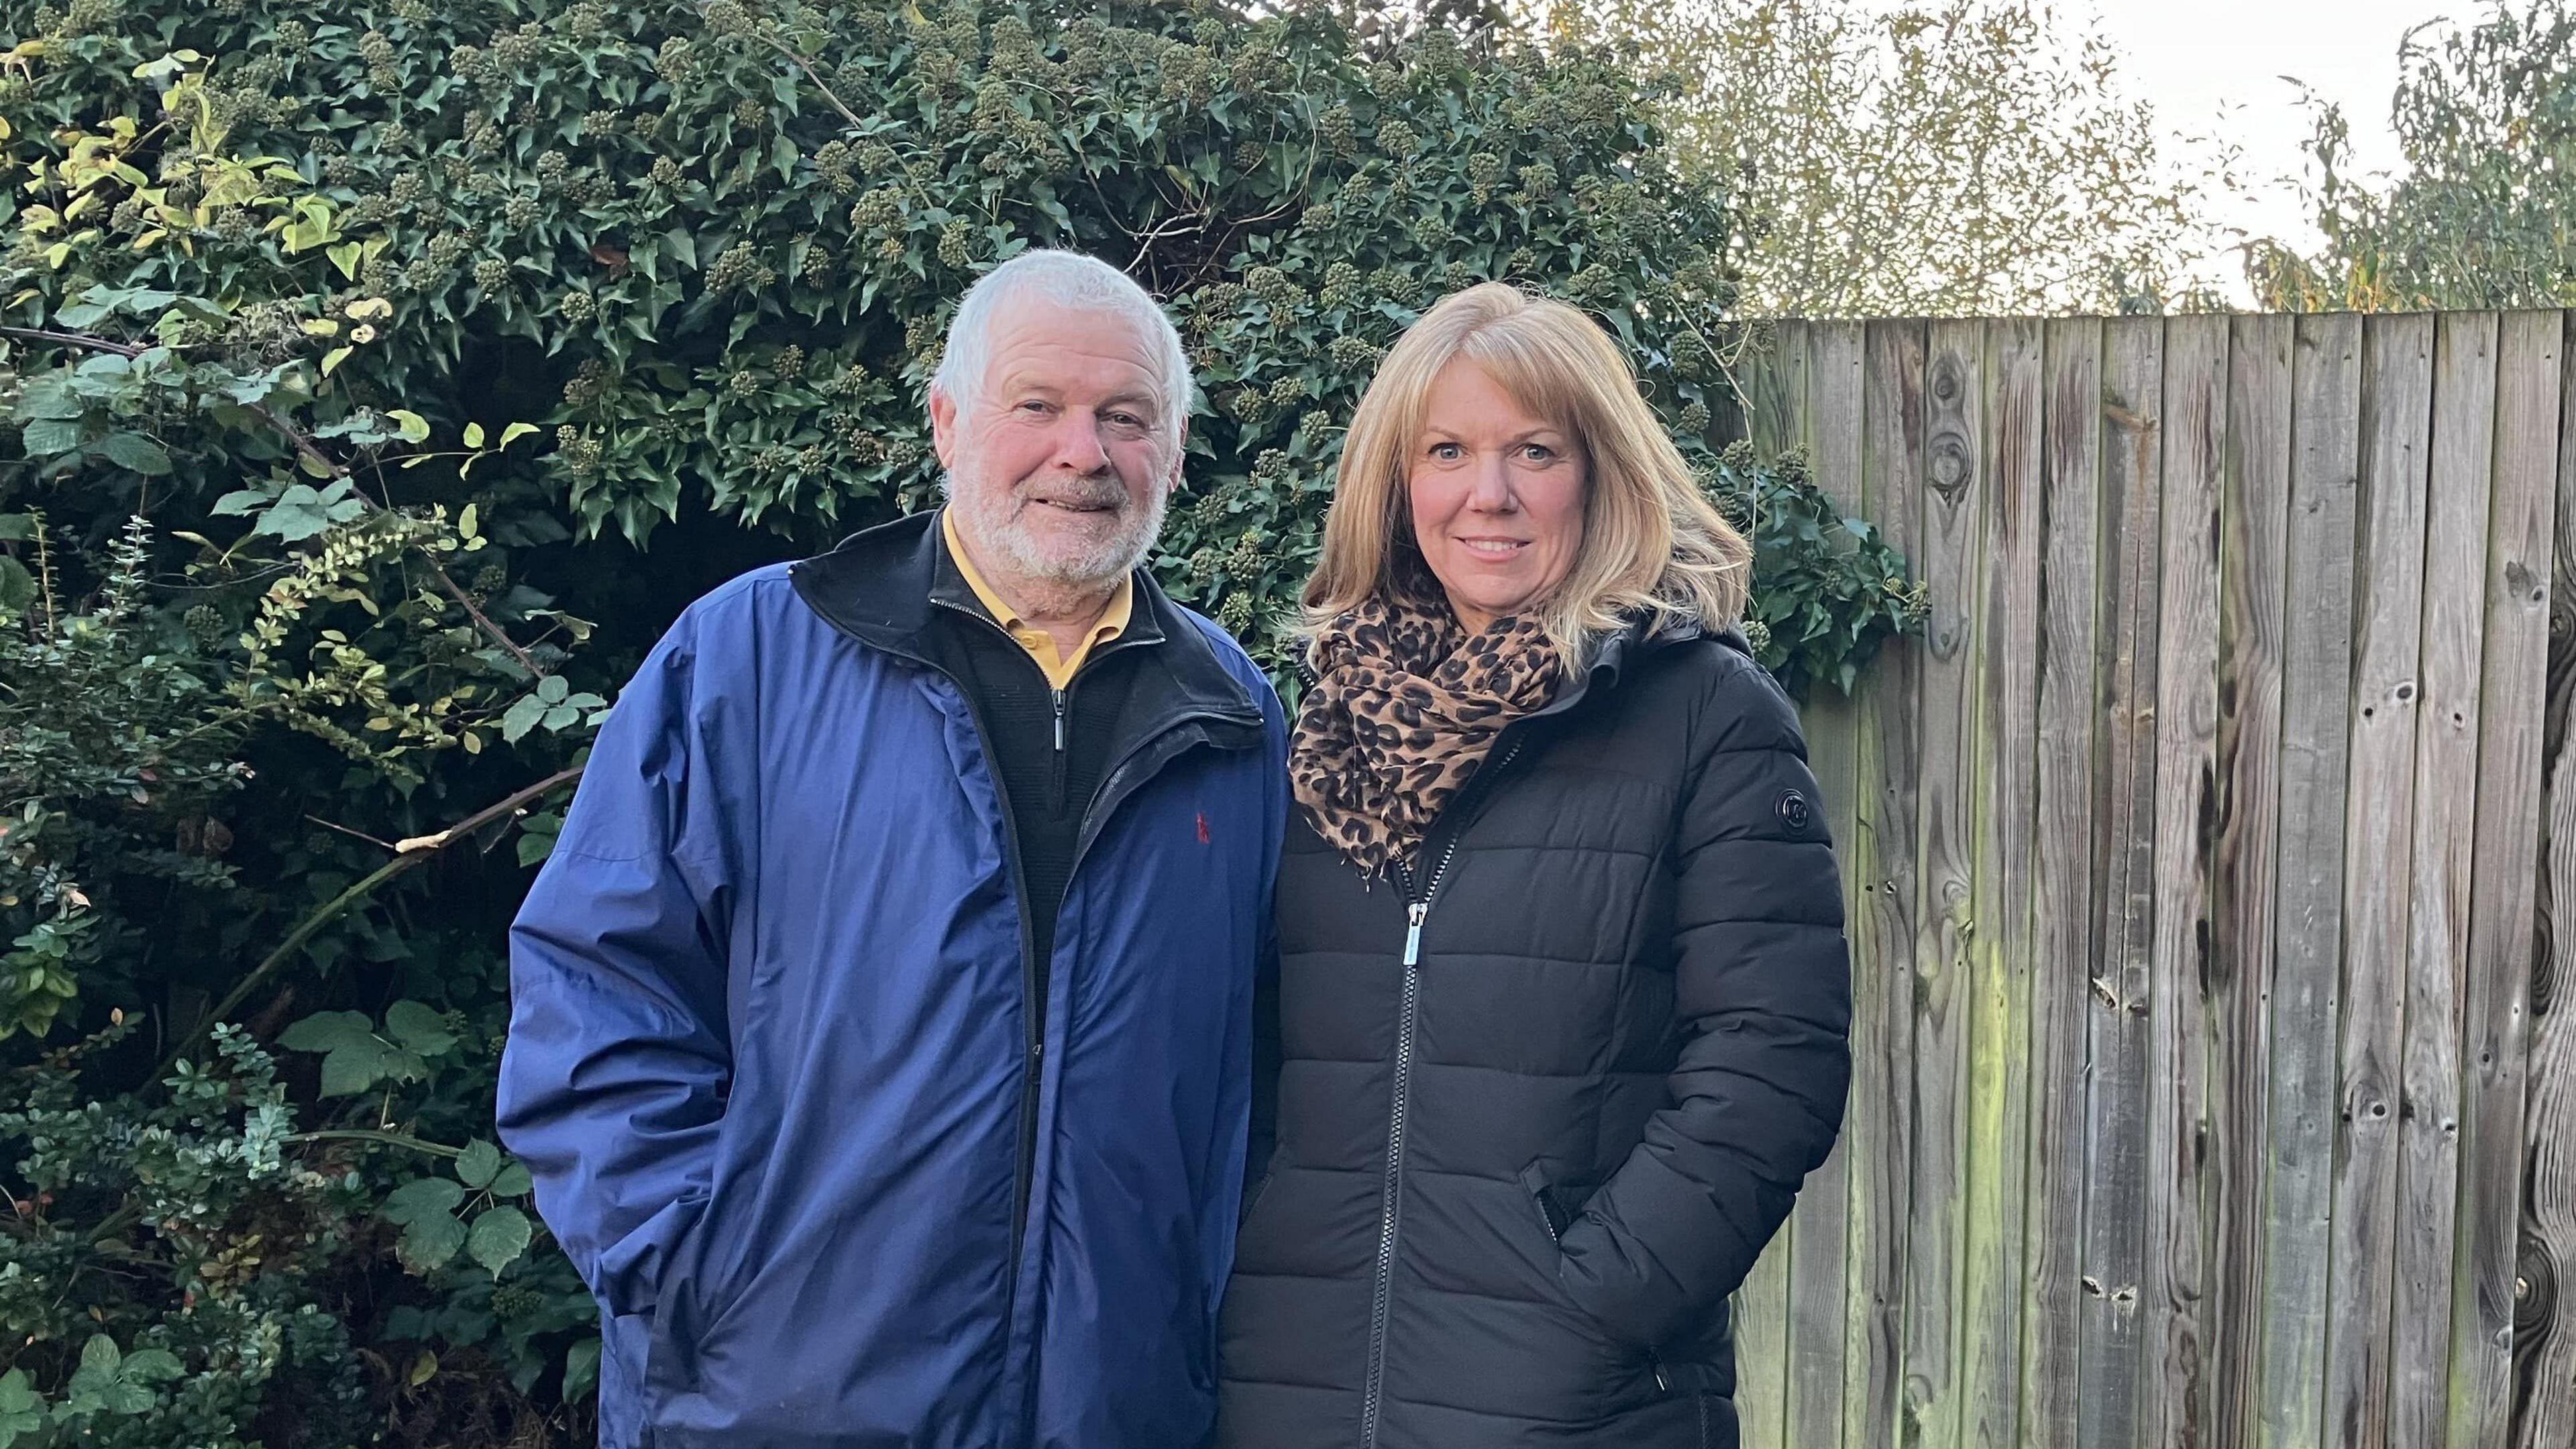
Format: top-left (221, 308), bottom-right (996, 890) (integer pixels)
top-left (2083, 0), bottom-right (2457, 299)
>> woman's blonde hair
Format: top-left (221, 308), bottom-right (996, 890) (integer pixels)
top-left (1304, 283), bottom-right (1751, 672)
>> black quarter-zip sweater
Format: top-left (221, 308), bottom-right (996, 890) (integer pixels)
top-left (923, 529), bottom-right (1141, 993)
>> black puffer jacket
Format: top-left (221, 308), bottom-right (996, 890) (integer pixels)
top-left (1216, 624), bottom-right (1851, 1449)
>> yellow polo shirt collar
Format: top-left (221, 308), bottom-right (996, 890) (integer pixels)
top-left (941, 510), bottom-right (1133, 691)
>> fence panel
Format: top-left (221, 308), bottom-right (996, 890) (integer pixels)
top-left (1731, 309), bottom-right (2569, 1449)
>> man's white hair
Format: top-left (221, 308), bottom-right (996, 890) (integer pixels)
top-left (930, 249), bottom-right (1194, 445)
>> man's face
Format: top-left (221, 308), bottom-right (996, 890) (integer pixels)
top-left (932, 301), bottom-right (1179, 597)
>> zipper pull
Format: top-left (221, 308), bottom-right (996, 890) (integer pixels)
top-left (1052, 688), bottom-right (1066, 751)
top-left (1402, 902), bottom-right (1427, 967)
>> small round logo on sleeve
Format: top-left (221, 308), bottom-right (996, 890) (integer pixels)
top-left (1775, 790), bottom-right (1813, 833)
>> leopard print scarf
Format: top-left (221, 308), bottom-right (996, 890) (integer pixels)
top-left (1290, 589), bottom-right (1566, 881)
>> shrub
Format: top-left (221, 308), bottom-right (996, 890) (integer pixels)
top-left (0, 1), bottom-right (1916, 1444)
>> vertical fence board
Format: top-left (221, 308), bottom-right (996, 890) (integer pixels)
top-left (2392, 311), bottom-right (2500, 1449)
top-left (1848, 319), bottom-right (1927, 1449)
top-left (2080, 315), bottom-right (2167, 1449)
top-left (2512, 310), bottom-right (2576, 1449)
top-left (1735, 320), bottom-right (1815, 1449)
top-left (1750, 307), bottom-right (2568, 1449)
top-left (2142, 315), bottom-right (2227, 1449)
top-left (1962, 318), bottom-right (2043, 1449)
top-left (2451, 312), bottom-right (2559, 1449)
top-left (2208, 313), bottom-right (2294, 1448)
top-left (1902, 319), bottom-right (1988, 1446)
top-left (2326, 311), bottom-right (2436, 1449)
top-left (1787, 318), bottom-right (1868, 1449)
top-left (1743, 319), bottom-right (1812, 462)
top-left (2257, 313), bottom-right (2364, 1449)
top-left (2020, 317), bottom-right (2103, 1449)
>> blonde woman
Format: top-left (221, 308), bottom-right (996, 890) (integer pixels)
top-left (1215, 284), bottom-right (1851, 1449)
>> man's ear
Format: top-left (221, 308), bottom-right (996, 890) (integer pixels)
top-left (929, 387), bottom-right (959, 470)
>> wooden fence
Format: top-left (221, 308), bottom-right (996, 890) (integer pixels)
top-left (1727, 314), bottom-right (2574, 1449)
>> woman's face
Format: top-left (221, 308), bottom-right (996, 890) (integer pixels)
top-left (1405, 359), bottom-right (1587, 635)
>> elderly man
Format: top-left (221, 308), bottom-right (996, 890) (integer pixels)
top-left (498, 250), bottom-right (1287, 1449)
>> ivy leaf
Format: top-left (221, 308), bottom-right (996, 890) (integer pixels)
top-left (380, 1176), bottom-right (466, 1226)
top-left (564, 1338), bottom-right (603, 1402)
top-left (321, 345), bottom-right (353, 376)
top-left (65, 1333), bottom-right (164, 1415)
top-left (385, 409), bottom-right (431, 444)
top-left (396, 1209), bottom-right (468, 1275)
top-left (71, 1332), bottom-right (120, 1387)
top-left (463, 421), bottom-right (486, 448)
top-left (279, 1009), bottom-right (407, 1096)
top-left (515, 810), bottom-right (562, 868)
top-left (0, 1367), bottom-right (45, 1443)
top-left (253, 484), bottom-right (335, 543)
top-left (467, 1205), bottom-right (533, 1275)
top-left (120, 1349), bottom-right (183, 1385)
top-left (454, 1138), bottom-right (503, 1191)
top-left (382, 999), bottom-right (456, 1057)
top-left (96, 431), bottom-right (171, 475)
top-left (316, 1036), bottom-right (400, 1096)
top-left (277, 1009), bottom-right (372, 1054)
top-left (500, 691), bottom-right (548, 744)
top-left (210, 488), bottom-right (270, 516)
top-left (500, 422), bottom-right (540, 447)
top-left (18, 417), bottom-right (83, 455)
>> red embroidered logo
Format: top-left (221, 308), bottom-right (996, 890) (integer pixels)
top-left (1196, 812), bottom-right (1211, 845)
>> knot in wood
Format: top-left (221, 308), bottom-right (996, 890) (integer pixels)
top-left (1929, 435), bottom-right (1970, 494)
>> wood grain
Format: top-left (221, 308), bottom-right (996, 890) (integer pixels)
top-left (1786, 317), bottom-right (1867, 1449)
top-left (2207, 313), bottom-right (2294, 1448)
top-left (2020, 316), bottom-right (2104, 1449)
top-left (2257, 313), bottom-right (2364, 1449)
top-left (1962, 317), bottom-right (2043, 1449)
top-left (1902, 318), bottom-right (1988, 1448)
top-left (1847, 319), bottom-right (1927, 1449)
top-left (2510, 310), bottom-right (2576, 1448)
top-left (2450, 311), bottom-right (2560, 1449)
top-left (2142, 314), bottom-right (2227, 1449)
top-left (2391, 311), bottom-right (2499, 1449)
top-left (2326, 312), bottom-right (2436, 1449)
top-left (2080, 315), bottom-right (2167, 1449)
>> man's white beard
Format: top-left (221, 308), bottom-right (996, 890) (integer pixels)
top-left (945, 462), bottom-right (1168, 594)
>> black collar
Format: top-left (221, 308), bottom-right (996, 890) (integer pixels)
top-left (787, 510), bottom-right (1262, 726)
top-left (1528, 612), bottom-right (1746, 722)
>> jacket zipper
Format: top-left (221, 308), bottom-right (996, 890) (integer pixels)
top-left (1050, 686), bottom-right (1067, 806)
top-left (1357, 736), bottom-right (1525, 1449)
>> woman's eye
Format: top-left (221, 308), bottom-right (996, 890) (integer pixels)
top-left (1429, 442), bottom-right (1463, 462)
top-left (1521, 443), bottom-right (1555, 463)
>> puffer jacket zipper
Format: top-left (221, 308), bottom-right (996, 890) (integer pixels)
top-left (1357, 735), bottom-right (1527, 1449)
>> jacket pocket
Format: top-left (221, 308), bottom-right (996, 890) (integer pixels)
top-left (639, 1197), bottom-right (741, 1403)
top-left (1516, 1162), bottom-right (1565, 1246)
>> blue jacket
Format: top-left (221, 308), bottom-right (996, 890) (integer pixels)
top-left (497, 513), bottom-right (1289, 1448)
